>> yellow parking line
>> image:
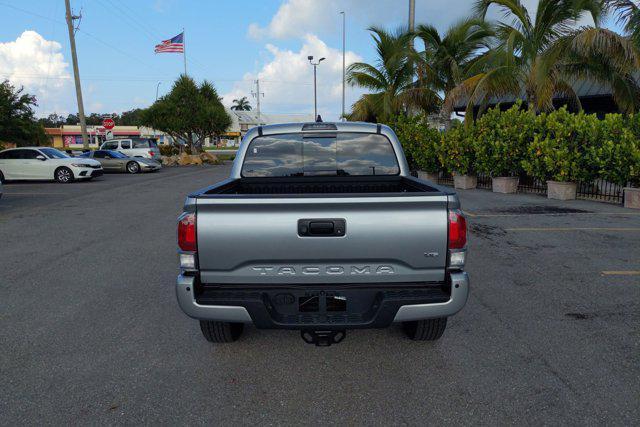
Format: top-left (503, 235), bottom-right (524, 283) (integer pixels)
top-left (601, 271), bottom-right (640, 276)
top-left (505, 227), bottom-right (640, 232)
top-left (466, 211), bottom-right (640, 218)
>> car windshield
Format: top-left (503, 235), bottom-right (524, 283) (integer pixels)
top-left (108, 150), bottom-right (127, 158)
top-left (241, 132), bottom-right (400, 177)
top-left (40, 148), bottom-right (69, 159)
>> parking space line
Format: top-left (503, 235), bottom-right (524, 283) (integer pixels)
top-left (466, 211), bottom-right (640, 218)
top-left (601, 271), bottom-right (640, 276)
top-left (3, 192), bottom-right (66, 196)
top-left (505, 227), bottom-right (640, 232)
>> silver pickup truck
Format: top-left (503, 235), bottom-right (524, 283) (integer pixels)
top-left (176, 121), bottom-right (469, 346)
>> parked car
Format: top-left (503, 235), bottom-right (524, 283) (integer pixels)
top-left (79, 150), bottom-right (161, 173)
top-left (0, 147), bottom-right (103, 183)
top-left (175, 122), bottom-right (469, 346)
top-left (100, 138), bottom-right (161, 162)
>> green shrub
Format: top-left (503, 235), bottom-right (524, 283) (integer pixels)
top-left (473, 103), bottom-right (535, 177)
top-left (522, 108), bottom-right (600, 183)
top-left (438, 123), bottom-right (476, 176)
top-left (394, 115), bottom-right (441, 173)
top-left (591, 114), bottom-right (640, 186)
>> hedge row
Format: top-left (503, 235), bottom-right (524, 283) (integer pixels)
top-left (394, 104), bottom-right (640, 187)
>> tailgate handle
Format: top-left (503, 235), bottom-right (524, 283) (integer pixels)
top-left (298, 219), bottom-right (346, 237)
top-left (309, 221), bottom-right (334, 234)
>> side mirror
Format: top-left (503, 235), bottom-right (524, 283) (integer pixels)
top-left (36, 155), bottom-right (46, 161)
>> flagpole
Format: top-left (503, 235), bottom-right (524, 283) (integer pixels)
top-left (182, 28), bottom-right (187, 76)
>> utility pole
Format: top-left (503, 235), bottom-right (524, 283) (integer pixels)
top-left (251, 79), bottom-right (264, 123)
top-left (408, 0), bottom-right (415, 32)
top-left (340, 11), bottom-right (346, 121)
top-left (65, 0), bottom-right (89, 149)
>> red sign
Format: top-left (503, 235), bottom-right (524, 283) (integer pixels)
top-left (102, 118), bottom-right (115, 130)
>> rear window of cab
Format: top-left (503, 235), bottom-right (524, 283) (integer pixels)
top-left (241, 132), bottom-right (400, 178)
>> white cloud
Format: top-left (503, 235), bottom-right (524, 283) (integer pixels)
top-left (248, 0), bottom-right (345, 40)
top-left (223, 34), bottom-right (363, 120)
top-left (0, 30), bottom-right (71, 115)
top-left (249, 0), bottom-right (595, 41)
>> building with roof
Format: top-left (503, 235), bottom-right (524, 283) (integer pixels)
top-left (44, 125), bottom-right (141, 149)
top-left (453, 75), bottom-right (640, 118)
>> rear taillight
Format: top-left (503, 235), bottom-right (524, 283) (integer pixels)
top-left (149, 150), bottom-right (155, 157)
top-left (448, 210), bottom-right (467, 249)
top-left (178, 212), bottom-right (197, 251)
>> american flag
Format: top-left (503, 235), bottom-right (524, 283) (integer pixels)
top-left (154, 32), bottom-right (184, 53)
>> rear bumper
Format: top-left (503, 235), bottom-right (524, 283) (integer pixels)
top-left (176, 272), bottom-right (469, 328)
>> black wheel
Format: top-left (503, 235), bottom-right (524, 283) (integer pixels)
top-left (199, 321), bottom-right (244, 343)
top-left (126, 161), bottom-right (140, 174)
top-left (0, 170), bottom-right (5, 183)
top-left (55, 167), bottom-right (74, 183)
top-left (403, 317), bottom-right (448, 341)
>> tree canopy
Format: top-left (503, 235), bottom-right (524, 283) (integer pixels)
top-left (347, 1), bottom-right (640, 123)
top-left (140, 75), bottom-right (232, 152)
top-left (231, 96), bottom-right (252, 111)
top-left (0, 80), bottom-right (47, 147)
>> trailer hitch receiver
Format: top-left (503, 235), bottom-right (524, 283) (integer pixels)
top-left (301, 330), bottom-right (346, 346)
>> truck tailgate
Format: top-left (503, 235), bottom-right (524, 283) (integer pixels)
top-left (195, 195), bottom-right (449, 284)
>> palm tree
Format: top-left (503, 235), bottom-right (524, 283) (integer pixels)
top-left (231, 96), bottom-right (252, 111)
top-left (414, 18), bottom-right (494, 94)
top-left (347, 26), bottom-right (440, 122)
top-left (444, 0), bottom-right (640, 120)
top-left (607, 0), bottom-right (640, 46)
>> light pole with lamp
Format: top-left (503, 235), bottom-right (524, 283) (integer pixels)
top-left (154, 81), bottom-right (162, 141)
top-left (308, 56), bottom-right (325, 120)
top-left (340, 11), bottom-right (346, 121)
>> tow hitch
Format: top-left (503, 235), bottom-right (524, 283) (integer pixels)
top-left (301, 330), bottom-right (346, 346)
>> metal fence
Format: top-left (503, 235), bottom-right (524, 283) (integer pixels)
top-left (413, 171), bottom-right (626, 205)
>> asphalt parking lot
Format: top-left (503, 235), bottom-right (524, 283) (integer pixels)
top-left (1, 165), bottom-right (639, 425)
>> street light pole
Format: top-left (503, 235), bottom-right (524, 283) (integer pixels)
top-left (308, 56), bottom-right (325, 120)
top-left (340, 11), bottom-right (346, 121)
top-left (155, 82), bottom-right (162, 101)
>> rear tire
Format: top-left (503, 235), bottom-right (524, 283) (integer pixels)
top-left (403, 317), bottom-right (447, 341)
top-left (126, 161), bottom-right (140, 174)
top-left (55, 167), bottom-right (74, 183)
top-left (199, 321), bottom-right (244, 343)
top-left (0, 170), bottom-right (5, 183)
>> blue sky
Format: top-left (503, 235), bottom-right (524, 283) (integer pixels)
top-left (0, 0), bottom-right (624, 121)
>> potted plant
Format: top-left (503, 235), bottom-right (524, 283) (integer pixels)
top-left (439, 124), bottom-right (477, 189)
top-left (415, 125), bottom-right (442, 182)
top-left (591, 114), bottom-right (640, 209)
top-left (395, 115), bottom-right (441, 181)
top-left (522, 109), bottom-right (599, 200)
top-left (474, 104), bottom-right (533, 193)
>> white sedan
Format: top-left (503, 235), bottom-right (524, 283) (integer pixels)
top-left (0, 147), bottom-right (103, 183)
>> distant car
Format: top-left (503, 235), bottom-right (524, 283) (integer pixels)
top-left (100, 138), bottom-right (161, 162)
top-left (0, 147), bottom-right (103, 183)
top-left (79, 150), bottom-right (161, 173)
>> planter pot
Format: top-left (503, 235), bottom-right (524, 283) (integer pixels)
top-left (417, 171), bottom-right (439, 182)
top-left (492, 176), bottom-right (519, 194)
top-left (453, 175), bottom-right (477, 190)
top-left (624, 187), bottom-right (640, 209)
top-left (547, 180), bottom-right (577, 200)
